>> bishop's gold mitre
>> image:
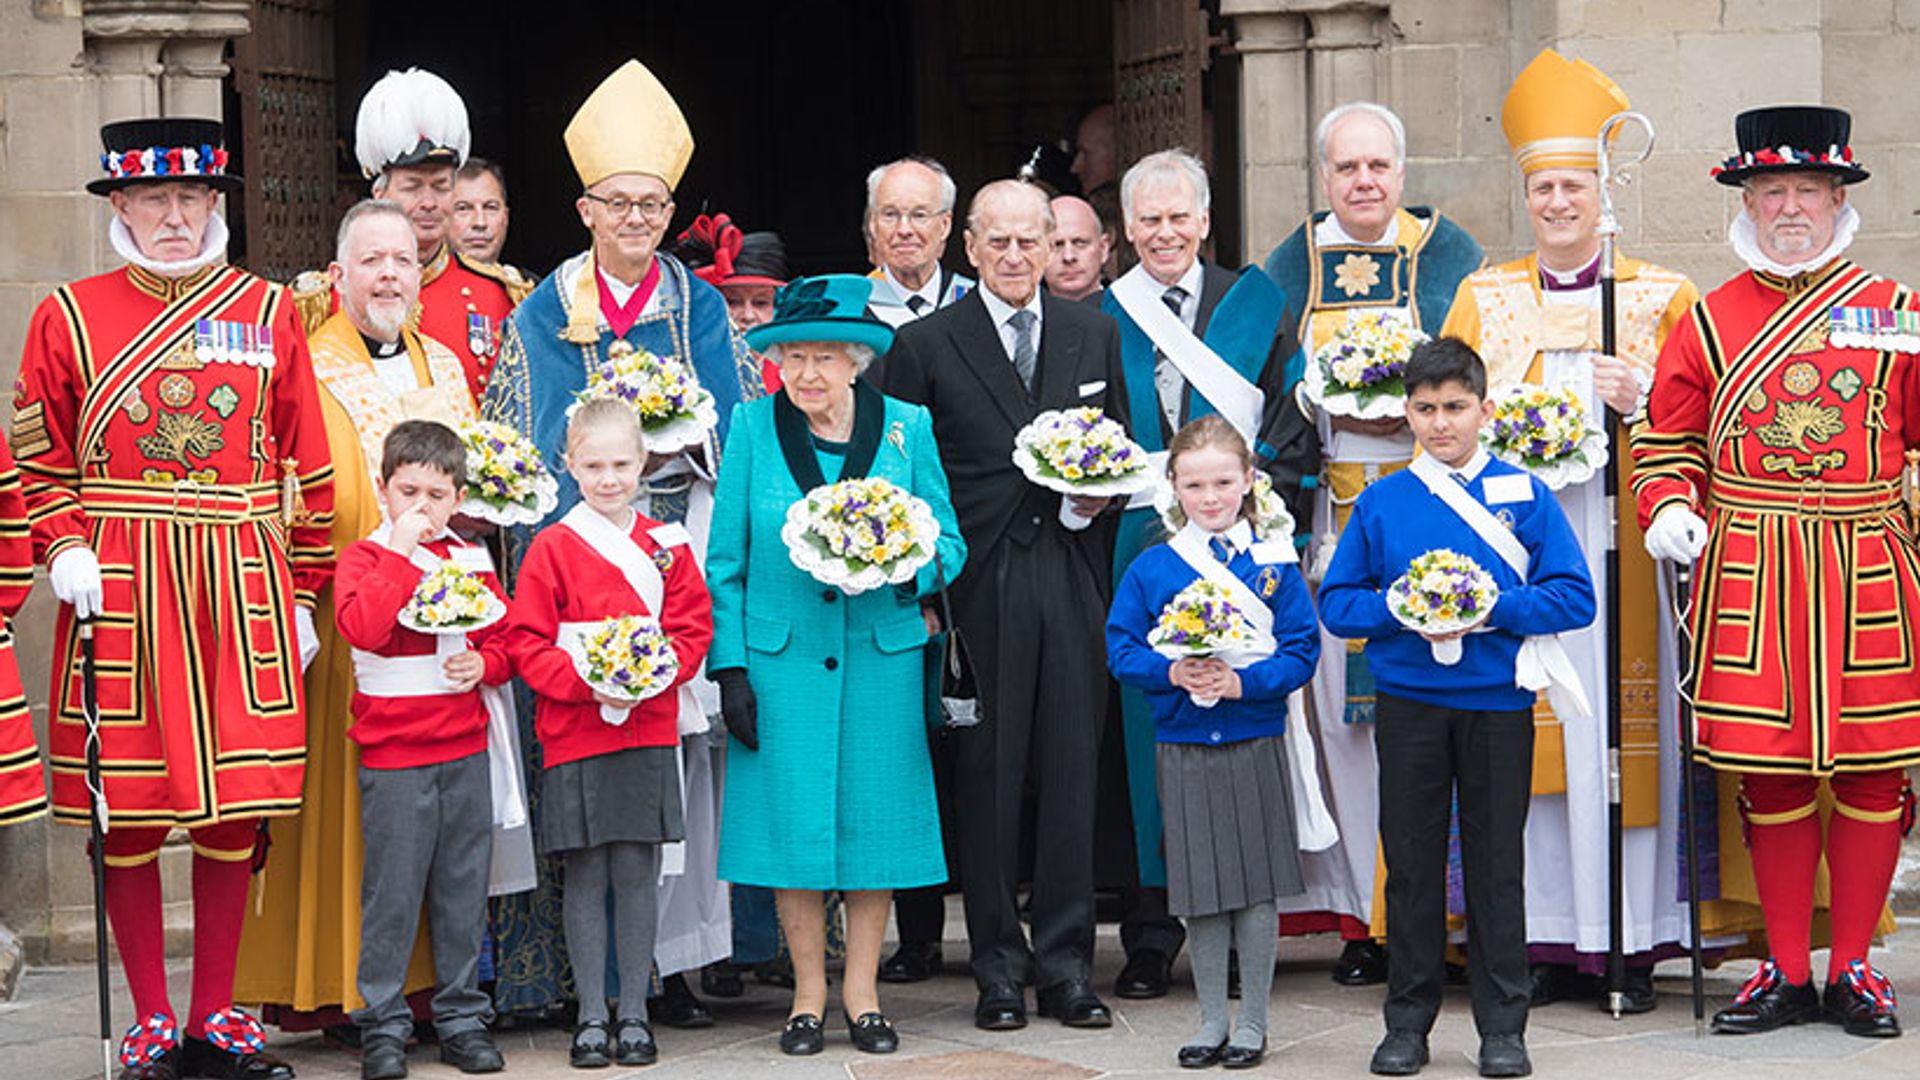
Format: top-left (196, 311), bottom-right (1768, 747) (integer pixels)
top-left (1501, 49), bottom-right (1630, 174)
top-left (564, 59), bottom-right (694, 191)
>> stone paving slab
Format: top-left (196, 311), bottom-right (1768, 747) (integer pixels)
top-left (3, 921), bottom-right (1917, 1078)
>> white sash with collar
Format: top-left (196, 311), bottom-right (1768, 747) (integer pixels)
top-left (1110, 264), bottom-right (1265, 442)
top-left (1167, 525), bottom-right (1337, 852)
top-left (356, 525), bottom-right (534, 895)
top-left (1406, 455), bottom-right (1591, 720)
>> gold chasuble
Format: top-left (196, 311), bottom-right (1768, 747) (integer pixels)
top-left (234, 313), bottom-right (474, 1015)
top-left (1441, 253), bottom-right (1694, 823)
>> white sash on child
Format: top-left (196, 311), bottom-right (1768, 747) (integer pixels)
top-left (358, 524), bottom-right (534, 896)
top-left (553, 503), bottom-right (698, 879)
top-left (1168, 524), bottom-right (1339, 853)
top-left (1406, 455), bottom-right (1591, 721)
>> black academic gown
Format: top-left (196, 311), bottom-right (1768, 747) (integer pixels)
top-left (872, 288), bottom-right (1130, 991)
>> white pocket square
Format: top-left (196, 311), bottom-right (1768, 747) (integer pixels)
top-left (1078, 380), bottom-right (1107, 397)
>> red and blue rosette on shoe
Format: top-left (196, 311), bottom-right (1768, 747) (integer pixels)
top-left (200, 1007), bottom-right (268, 1055)
top-left (118, 1012), bottom-right (178, 1066)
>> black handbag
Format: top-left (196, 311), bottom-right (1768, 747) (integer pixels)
top-left (924, 550), bottom-right (982, 730)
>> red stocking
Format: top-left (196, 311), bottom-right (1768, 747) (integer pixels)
top-left (100, 826), bottom-right (174, 1027)
top-left (1823, 769), bottom-right (1908, 984)
top-left (183, 820), bottom-right (260, 1039)
top-left (1740, 772), bottom-right (1821, 985)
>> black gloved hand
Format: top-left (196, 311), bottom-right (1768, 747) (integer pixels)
top-left (714, 668), bottom-right (758, 751)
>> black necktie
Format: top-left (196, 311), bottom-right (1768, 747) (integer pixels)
top-left (1162, 285), bottom-right (1188, 323)
top-left (906, 295), bottom-right (929, 317)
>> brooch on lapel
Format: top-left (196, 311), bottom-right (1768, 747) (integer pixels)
top-left (652, 547), bottom-right (674, 571)
top-left (887, 420), bottom-right (907, 457)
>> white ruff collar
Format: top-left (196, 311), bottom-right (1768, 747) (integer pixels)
top-left (1728, 204), bottom-right (1859, 277)
top-left (110, 212), bottom-right (230, 277)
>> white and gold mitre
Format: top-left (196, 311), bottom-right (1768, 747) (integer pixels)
top-left (564, 59), bottom-right (694, 191)
top-left (1501, 49), bottom-right (1629, 174)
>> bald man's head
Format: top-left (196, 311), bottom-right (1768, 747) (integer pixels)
top-left (1046, 195), bottom-right (1109, 301)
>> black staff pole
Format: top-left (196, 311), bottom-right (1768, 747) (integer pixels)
top-left (1664, 561), bottom-right (1709, 1035)
top-left (81, 616), bottom-right (114, 1078)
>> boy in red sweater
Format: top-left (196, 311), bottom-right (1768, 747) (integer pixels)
top-left (334, 420), bottom-right (512, 1079)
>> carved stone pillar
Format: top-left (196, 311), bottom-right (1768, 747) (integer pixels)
top-left (82, 0), bottom-right (250, 123)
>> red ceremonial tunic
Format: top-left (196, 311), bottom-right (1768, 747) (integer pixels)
top-left (1632, 259), bottom-right (1920, 775)
top-left (417, 245), bottom-right (523, 402)
top-left (333, 536), bottom-right (512, 770)
top-left (503, 513), bottom-right (712, 769)
top-left (0, 443), bottom-right (45, 825)
top-left (10, 262), bottom-right (336, 826)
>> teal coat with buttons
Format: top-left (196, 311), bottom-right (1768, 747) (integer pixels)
top-left (708, 380), bottom-right (966, 890)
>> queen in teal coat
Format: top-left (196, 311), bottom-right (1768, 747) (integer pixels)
top-left (707, 275), bottom-right (964, 1047)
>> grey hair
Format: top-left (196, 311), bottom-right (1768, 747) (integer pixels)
top-left (966, 178), bottom-right (1056, 234)
top-left (1120, 149), bottom-right (1211, 221)
top-left (764, 340), bottom-right (879, 375)
top-left (334, 198), bottom-right (413, 262)
top-left (1316, 102), bottom-right (1407, 171)
top-left (864, 156), bottom-right (958, 218)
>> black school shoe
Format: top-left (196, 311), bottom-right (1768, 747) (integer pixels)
top-left (359, 1035), bottom-right (407, 1080)
top-left (1711, 959), bottom-right (1820, 1034)
top-left (613, 1018), bottom-right (659, 1066)
top-left (569, 1021), bottom-right (612, 1069)
top-left (1368, 1030), bottom-right (1429, 1076)
top-left (1824, 959), bottom-right (1902, 1037)
top-left (437, 1030), bottom-right (504, 1074)
top-left (1476, 1033), bottom-right (1530, 1078)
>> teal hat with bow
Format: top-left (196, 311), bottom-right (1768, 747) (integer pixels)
top-left (743, 273), bottom-right (895, 356)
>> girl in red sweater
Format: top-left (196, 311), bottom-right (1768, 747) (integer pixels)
top-left (504, 398), bottom-right (713, 1068)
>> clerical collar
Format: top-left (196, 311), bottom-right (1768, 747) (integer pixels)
top-left (359, 332), bottom-right (405, 359)
top-left (1539, 252), bottom-right (1600, 292)
top-left (111, 212), bottom-right (230, 279)
top-left (1728, 204), bottom-right (1860, 278)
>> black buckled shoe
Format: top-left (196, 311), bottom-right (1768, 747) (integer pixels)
top-left (1711, 959), bottom-right (1820, 1034)
top-left (1824, 959), bottom-right (1901, 1038)
top-left (569, 1021), bottom-right (612, 1069)
top-left (359, 1035), bottom-right (407, 1080)
top-left (613, 1018), bottom-right (658, 1066)
top-left (1221, 1040), bottom-right (1266, 1070)
top-left (779, 1013), bottom-right (824, 1056)
top-left (1115, 947), bottom-right (1173, 999)
top-left (1476, 1033), bottom-right (1531, 1078)
top-left (436, 1030), bottom-right (503, 1074)
top-left (1333, 939), bottom-right (1389, 986)
top-left (878, 941), bottom-right (943, 983)
top-left (846, 1011), bottom-right (899, 1054)
top-left (1177, 1039), bottom-right (1226, 1068)
top-left (648, 973), bottom-right (714, 1029)
top-left (1369, 1030), bottom-right (1429, 1076)
top-left (176, 1037), bottom-right (295, 1080)
top-left (1036, 978), bottom-right (1113, 1028)
top-left (974, 983), bottom-right (1027, 1031)
top-left (118, 1014), bottom-right (182, 1080)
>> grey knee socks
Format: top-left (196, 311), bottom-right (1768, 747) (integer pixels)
top-left (1229, 901), bottom-right (1277, 1049)
top-left (564, 842), bottom-right (662, 1025)
top-left (1186, 912), bottom-right (1233, 1047)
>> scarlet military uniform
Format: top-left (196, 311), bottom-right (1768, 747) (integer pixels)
top-left (1632, 105), bottom-right (1914, 1040)
top-left (0, 442), bottom-right (44, 826)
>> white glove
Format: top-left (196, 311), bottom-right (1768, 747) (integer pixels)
top-left (1644, 505), bottom-right (1709, 563)
top-left (295, 606), bottom-right (320, 672)
top-left (49, 546), bottom-right (103, 620)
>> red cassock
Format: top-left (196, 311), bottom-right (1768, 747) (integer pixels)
top-left (10, 262), bottom-right (336, 827)
top-left (1632, 259), bottom-right (1920, 775)
top-left (0, 441), bottom-right (44, 825)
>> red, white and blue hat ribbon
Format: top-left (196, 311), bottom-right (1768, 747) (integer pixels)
top-left (100, 145), bottom-right (231, 184)
top-left (1711, 143), bottom-right (1856, 178)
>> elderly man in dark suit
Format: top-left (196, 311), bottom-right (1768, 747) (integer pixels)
top-left (872, 179), bottom-right (1129, 1031)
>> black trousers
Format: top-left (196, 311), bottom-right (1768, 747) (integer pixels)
top-left (950, 531), bottom-right (1107, 991)
top-left (1375, 690), bottom-right (1533, 1037)
top-left (893, 729), bottom-right (956, 946)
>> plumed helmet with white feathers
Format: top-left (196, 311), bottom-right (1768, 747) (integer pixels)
top-left (354, 68), bottom-right (470, 179)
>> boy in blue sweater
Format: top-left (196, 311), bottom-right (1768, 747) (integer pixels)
top-left (1319, 338), bottom-right (1595, 1078)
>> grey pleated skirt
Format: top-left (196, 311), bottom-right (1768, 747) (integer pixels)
top-left (1157, 734), bottom-right (1306, 917)
top-left (537, 745), bottom-right (685, 855)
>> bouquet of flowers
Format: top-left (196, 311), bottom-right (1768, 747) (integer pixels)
top-left (457, 421), bottom-right (559, 526)
top-left (574, 614), bottom-right (681, 714)
top-left (1303, 309), bottom-right (1429, 419)
top-left (572, 342), bottom-right (718, 454)
top-left (1480, 384), bottom-right (1609, 490)
top-left (780, 476), bottom-right (941, 595)
top-left (1011, 407), bottom-right (1155, 497)
top-left (1386, 549), bottom-right (1499, 665)
top-left (1147, 578), bottom-right (1264, 707)
top-left (1153, 471), bottom-right (1297, 542)
top-left (397, 560), bottom-right (506, 635)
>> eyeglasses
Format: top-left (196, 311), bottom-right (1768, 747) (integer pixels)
top-left (874, 207), bottom-right (945, 229)
top-left (582, 192), bottom-right (674, 223)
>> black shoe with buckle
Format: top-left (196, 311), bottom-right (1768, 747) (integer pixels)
top-left (1711, 959), bottom-right (1820, 1034)
top-left (845, 1011), bottom-right (899, 1054)
top-left (1824, 959), bottom-right (1901, 1038)
top-left (1476, 1033), bottom-right (1530, 1078)
top-left (1369, 1030), bottom-right (1429, 1076)
top-left (878, 941), bottom-right (943, 983)
top-left (1036, 978), bottom-right (1112, 1028)
top-left (1115, 947), bottom-right (1173, 999)
top-left (1177, 1039), bottom-right (1226, 1068)
top-left (1221, 1040), bottom-right (1265, 1070)
top-left (613, 1018), bottom-right (658, 1066)
top-left (1334, 939), bottom-right (1389, 987)
top-left (779, 1013), bottom-right (824, 1056)
top-left (647, 973), bottom-right (714, 1029)
top-left (359, 1035), bottom-right (407, 1080)
top-left (569, 1021), bottom-right (611, 1069)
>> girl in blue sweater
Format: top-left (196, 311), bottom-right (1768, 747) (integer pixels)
top-left (1107, 415), bottom-right (1321, 1070)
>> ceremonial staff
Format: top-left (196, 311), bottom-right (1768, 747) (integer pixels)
top-left (81, 617), bottom-right (114, 1080)
top-left (1594, 109), bottom-right (1653, 1021)
top-left (1662, 560), bottom-right (1709, 1035)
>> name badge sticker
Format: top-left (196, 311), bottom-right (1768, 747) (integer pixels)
top-left (1248, 540), bottom-right (1294, 565)
top-left (649, 523), bottom-right (694, 549)
top-left (1483, 473), bottom-right (1534, 506)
